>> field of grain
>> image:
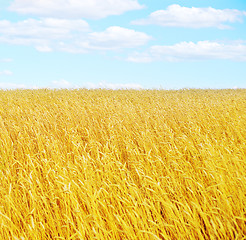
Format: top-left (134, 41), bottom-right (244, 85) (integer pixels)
top-left (0, 89), bottom-right (245, 239)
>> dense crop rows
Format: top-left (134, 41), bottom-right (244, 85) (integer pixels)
top-left (0, 89), bottom-right (245, 239)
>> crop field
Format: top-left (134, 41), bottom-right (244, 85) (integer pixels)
top-left (0, 89), bottom-right (245, 239)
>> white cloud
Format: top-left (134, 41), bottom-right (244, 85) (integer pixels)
top-left (0, 19), bottom-right (151, 52)
top-left (0, 81), bottom-right (143, 90)
top-left (35, 46), bottom-right (53, 52)
top-left (127, 41), bottom-right (246, 62)
top-left (132, 4), bottom-right (246, 29)
top-left (85, 81), bottom-right (143, 90)
top-left (0, 18), bottom-right (89, 38)
top-left (9, 0), bottom-right (144, 19)
top-left (0, 58), bottom-right (13, 62)
top-left (87, 26), bottom-right (152, 50)
top-left (0, 70), bottom-right (13, 75)
top-left (0, 82), bottom-right (27, 89)
top-left (0, 18), bottom-right (90, 51)
top-left (50, 79), bottom-right (78, 89)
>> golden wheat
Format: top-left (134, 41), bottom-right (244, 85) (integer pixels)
top-left (0, 89), bottom-right (245, 239)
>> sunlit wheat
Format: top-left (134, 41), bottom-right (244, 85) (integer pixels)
top-left (0, 89), bottom-right (245, 239)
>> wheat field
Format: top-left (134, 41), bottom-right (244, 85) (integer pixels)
top-left (0, 89), bottom-right (245, 239)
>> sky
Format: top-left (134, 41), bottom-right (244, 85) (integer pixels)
top-left (0, 0), bottom-right (246, 89)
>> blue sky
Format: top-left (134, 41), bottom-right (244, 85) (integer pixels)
top-left (0, 0), bottom-right (246, 89)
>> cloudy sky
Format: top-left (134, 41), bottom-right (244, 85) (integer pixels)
top-left (0, 0), bottom-right (246, 89)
